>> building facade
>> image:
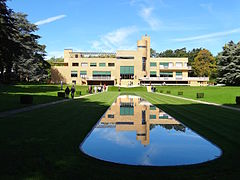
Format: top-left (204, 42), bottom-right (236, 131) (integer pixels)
top-left (51, 35), bottom-right (209, 86)
top-left (97, 95), bottom-right (184, 145)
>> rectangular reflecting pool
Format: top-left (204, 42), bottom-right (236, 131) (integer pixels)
top-left (80, 95), bottom-right (221, 166)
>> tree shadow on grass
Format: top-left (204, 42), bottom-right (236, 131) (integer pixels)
top-left (0, 93), bottom-right (62, 112)
top-left (0, 94), bottom-right (240, 179)
top-left (0, 84), bottom-right (61, 93)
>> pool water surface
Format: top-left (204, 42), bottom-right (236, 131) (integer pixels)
top-left (80, 95), bottom-right (221, 166)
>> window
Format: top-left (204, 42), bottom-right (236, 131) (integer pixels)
top-left (150, 62), bottom-right (157, 67)
top-left (99, 63), bottom-right (106, 67)
top-left (120, 66), bottom-right (134, 79)
top-left (120, 107), bottom-right (134, 115)
top-left (160, 62), bottom-right (169, 67)
top-left (150, 105), bottom-right (156, 110)
top-left (150, 71), bottom-right (157, 77)
top-left (90, 63), bottom-right (97, 67)
top-left (72, 63), bottom-right (79, 66)
top-left (72, 80), bottom-right (76, 84)
top-left (176, 62), bottom-right (183, 67)
top-left (160, 72), bottom-right (173, 77)
top-left (159, 115), bottom-right (169, 119)
top-left (150, 114), bottom-right (156, 119)
top-left (117, 56), bottom-right (134, 59)
top-left (169, 62), bottom-right (173, 67)
top-left (116, 122), bottom-right (134, 125)
top-left (71, 71), bottom-right (78, 77)
top-left (108, 114), bottom-right (114, 118)
top-left (138, 46), bottom-right (146, 48)
top-left (142, 110), bottom-right (146, 124)
top-left (108, 63), bottom-right (115, 67)
top-left (176, 72), bottom-right (182, 76)
top-left (80, 71), bottom-right (87, 79)
top-left (184, 62), bottom-right (188, 67)
top-left (142, 57), bottom-right (146, 71)
top-left (81, 62), bottom-right (88, 67)
top-left (75, 54), bottom-right (78, 58)
top-left (92, 71), bottom-right (111, 78)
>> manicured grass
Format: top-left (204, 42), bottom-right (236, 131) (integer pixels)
top-left (0, 84), bottom-right (88, 112)
top-left (0, 91), bottom-right (240, 179)
top-left (108, 86), bottom-right (147, 92)
top-left (155, 86), bottom-right (240, 107)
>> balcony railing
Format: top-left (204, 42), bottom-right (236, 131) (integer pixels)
top-left (159, 66), bottom-right (191, 70)
top-left (140, 77), bottom-right (209, 81)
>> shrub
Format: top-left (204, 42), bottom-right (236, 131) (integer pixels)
top-left (20, 95), bottom-right (33, 104)
top-left (197, 93), bottom-right (204, 98)
top-left (167, 91), bottom-right (171, 94)
top-left (159, 90), bottom-right (163, 93)
top-left (76, 91), bottom-right (81, 97)
top-left (236, 96), bottom-right (240, 105)
top-left (57, 92), bottom-right (65, 98)
top-left (178, 91), bottom-right (183, 95)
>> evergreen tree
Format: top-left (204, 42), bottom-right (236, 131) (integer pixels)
top-left (0, 2), bottom-right (50, 83)
top-left (0, 0), bottom-right (23, 82)
top-left (217, 41), bottom-right (240, 85)
top-left (11, 12), bottom-right (50, 82)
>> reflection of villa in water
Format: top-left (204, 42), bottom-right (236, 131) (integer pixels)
top-left (96, 95), bottom-right (185, 145)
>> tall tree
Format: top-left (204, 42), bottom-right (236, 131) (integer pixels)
top-left (158, 49), bottom-right (175, 57)
top-left (0, 0), bottom-right (23, 82)
top-left (158, 48), bottom-right (188, 57)
top-left (11, 12), bottom-right (50, 82)
top-left (187, 48), bottom-right (202, 76)
top-left (0, 3), bottom-right (50, 83)
top-left (150, 48), bottom-right (156, 57)
top-left (217, 41), bottom-right (240, 85)
top-left (188, 48), bottom-right (202, 65)
top-left (192, 49), bottom-right (216, 77)
top-left (174, 48), bottom-right (188, 57)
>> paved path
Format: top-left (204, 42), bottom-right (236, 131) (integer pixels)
top-left (0, 93), bottom-right (94, 118)
top-left (155, 92), bottom-right (240, 112)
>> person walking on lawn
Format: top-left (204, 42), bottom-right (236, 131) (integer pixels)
top-left (65, 86), bottom-right (70, 98)
top-left (71, 85), bottom-right (76, 99)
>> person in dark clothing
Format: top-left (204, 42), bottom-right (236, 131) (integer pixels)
top-left (65, 86), bottom-right (70, 98)
top-left (71, 85), bottom-right (75, 99)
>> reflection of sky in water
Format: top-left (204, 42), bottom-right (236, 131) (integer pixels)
top-left (82, 126), bottom-right (221, 166)
top-left (80, 96), bottom-right (222, 166)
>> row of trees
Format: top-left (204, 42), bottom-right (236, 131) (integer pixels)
top-left (150, 42), bottom-right (240, 85)
top-left (0, 0), bottom-right (50, 83)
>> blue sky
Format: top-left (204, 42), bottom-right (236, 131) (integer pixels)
top-left (7, 0), bottom-right (240, 58)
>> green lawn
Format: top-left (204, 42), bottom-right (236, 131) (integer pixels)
top-left (0, 84), bottom-right (88, 112)
top-left (0, 91), bottom-right (240, 179)
top-left (108, 86), bottom-right (147, 92)
top-left (155, 86), bottom-right (240, 107)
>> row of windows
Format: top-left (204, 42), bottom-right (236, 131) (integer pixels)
top-left (150, 62), bottom-right (188, 67)
top-left (73, 61), bottom-right (186, 68)
top-left (150, 71), bottom-right (182, 77)
top-left (149, 114), bottom-right (169, 119)
top-left (71, 70), bottom-right (87, 78)
top-left (72, 62), bottom-right (115, 67)
top-left (71, 70), bottom-right (111, 78)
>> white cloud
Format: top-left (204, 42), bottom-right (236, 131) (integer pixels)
top-left (91, 26), bottom-right (138, 52)
top-left (172, 27), bottom-right (240, 42)
top-left (139, 6), bottom-right (162, 30)
top-left (98, 129), bottom-right (136, 147)
top-left (200, 3), bottom-right (213, 13)
top-left (35, 15), bottom-right (66, 26)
